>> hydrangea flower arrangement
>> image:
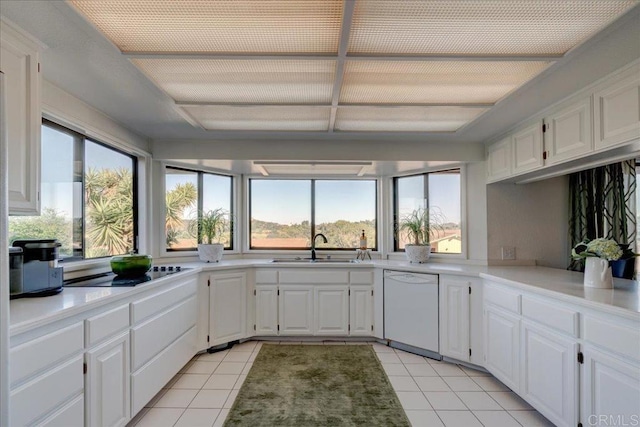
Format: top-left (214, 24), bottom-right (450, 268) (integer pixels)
top-left (572, 238), bottom-right (623, 261)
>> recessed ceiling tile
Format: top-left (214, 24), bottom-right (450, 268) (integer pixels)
top-left (182, 105), bottom-right (331, 131)
top-left (131, 59), bottom-right (336, 103)
top-left (70, 0), bottom-right (343, 53)
top-left (349, 0), bottom-right (638, 55)
top-left (335, 106), bottom-right (488, 132)
top-left (340, 61), bottom-right (552, 104)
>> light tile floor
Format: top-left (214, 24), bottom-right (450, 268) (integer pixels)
top-left (128, 341), bottom-right (555, 427)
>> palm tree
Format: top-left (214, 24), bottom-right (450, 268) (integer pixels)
top-left (84, 168), bottom-right (134, 256)
top-left (165, 182), bottom-right (197, 246)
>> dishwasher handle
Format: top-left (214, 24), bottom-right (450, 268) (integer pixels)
top-left (384, 272), bottom-right (438, 284)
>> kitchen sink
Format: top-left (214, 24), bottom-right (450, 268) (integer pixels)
top-left (271, 258), bottom-right (360, 264)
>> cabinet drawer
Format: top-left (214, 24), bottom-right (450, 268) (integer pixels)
top-left (256, 269), bottom-right (278, 284)
top-left (583, 314), bottom-right (640, 361)
top-left (131, 296), bottom-right (197, 370)
top-left (522, 296), bottom-right (578, 337)
top-left (131, 327), bottom-right (196, 415)
top-left (11, 355), bottom-right (84, 427)
top-left (280, 270), bottom-right (348, 284)
top-left (10, 322), bottom-right (83, 387)
top-left (484, 282), bottom-right (521, 314)
top-left (35, 394), bottom-right (84, 427)
top-left (86, 303), bottom-right (130, 347)
top-left (131, 277), bottom-right (197, 324)
top-left (350, 271), bottom-right (374, 285)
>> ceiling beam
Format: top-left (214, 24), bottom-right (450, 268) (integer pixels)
top-left (328, 0), bottom-right (356, 133)
top-left (123, 52), bottom-right (562, 62)
top-left (175, 101), bottom-right (494, 108)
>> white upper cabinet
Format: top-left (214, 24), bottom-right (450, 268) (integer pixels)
top-left (0, 19), bottom-right (41, 215)
top-left (512, 122), bottom-right (543, 174)
top-left (486, 137), bottom-right (512, 183)
top-left (486, 60), bottom-right (640, 183)
top-left (544, 97), bottom-right (593, 165)
top-left (593, 65), bottom-right (640, 150)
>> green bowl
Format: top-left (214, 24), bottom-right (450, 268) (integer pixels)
top-left (110, 254), bottom-right (152, 276)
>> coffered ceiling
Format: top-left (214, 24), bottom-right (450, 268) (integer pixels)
top-left (66, 0), bottom-right (637, 134)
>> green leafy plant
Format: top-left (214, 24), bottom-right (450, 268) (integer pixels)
top-left (189, 208), bottom-right (231, 245)
top-left (396, 207), bottom-right (445, 246)
top-left (572, 238), bottom-right (623, 261)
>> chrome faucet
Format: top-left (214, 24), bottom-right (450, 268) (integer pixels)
top-left (311, 233), bottom-right (328, 260)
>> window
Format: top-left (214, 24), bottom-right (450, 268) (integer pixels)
top-left (394, 169), bottom-right (462, 254)
top-left (249, 179), bottom-right (377, 250)
top-left (165, 166), bottom-right (233, 251)
top-left (8, 120), bottom-right (138, 260)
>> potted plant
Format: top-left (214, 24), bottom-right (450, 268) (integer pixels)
top-left (189, 208), bottom-right (231, 263)
top-left (572, 238), bottom-right (623, 288)
top-left (396, 207), bottom-right (445, 263)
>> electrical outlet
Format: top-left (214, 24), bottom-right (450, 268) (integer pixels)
top-left (501, 246), bottom-right (516, 260)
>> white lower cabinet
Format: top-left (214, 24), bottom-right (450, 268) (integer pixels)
top-left (279, 285), bottom-right (314, 335)
top-left (314, 286), bottom-right (349, 335)
top-left (484, 305), bottom-right (520, 392)
top-left (520, 321), bottom-right (578, 427)
top-left (349, 285), bottom-right (373, 336)
top-left (440, 277), bottom-right (470, 361)
top-left (254, 284), bottom-right (278, 335)
top-left (85, 332), bottom-right (130, 427)
top-left (581, 345), bottom-right (640, 425)
top-left (209, 271), bottom-right (247, 345)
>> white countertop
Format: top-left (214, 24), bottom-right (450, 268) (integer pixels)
top-left (10, 259), bottom-right (639, 336)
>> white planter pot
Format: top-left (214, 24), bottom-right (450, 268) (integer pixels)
top-left (583, 257), bottom-right (613, 289)
top-left (405, 244), bottom-right (432, 263)
top-left (197, 243), bottom-right (224, 263)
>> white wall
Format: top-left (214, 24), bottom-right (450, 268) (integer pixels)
top-left (41, 80), bottom-right (150, 154)
top-left (466, 161), bottom-right (488, 264)
top-left (486, 176), bottom-right (570, 268)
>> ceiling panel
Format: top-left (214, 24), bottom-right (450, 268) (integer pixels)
top-left (69, 0), bottom-right (343, 53)
top-left (334, 106), bottom-right (489, 132)
top-left (340, 61), bottom-right (552, 104)
top-left (182, 105), bottom-right (331, 131)
top-left (348, 0), bottom-right (638, 55)
top-left (132, 59), bottom-right (337, 103)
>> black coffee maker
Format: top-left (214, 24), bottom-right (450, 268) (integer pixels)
top-left (10, 239), bottom-right (63, 298)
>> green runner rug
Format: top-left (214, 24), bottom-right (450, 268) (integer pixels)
top-left (224, 344), bottom-right (410, 426)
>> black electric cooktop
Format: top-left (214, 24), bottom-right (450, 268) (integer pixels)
top-left (64, 266), bottom-right (190, 288)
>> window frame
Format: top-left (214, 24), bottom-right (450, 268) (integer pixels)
top-left (247, 177), bottom-right (379, 251)
top-left (14, 119), bottom-right (140, 262)
top-left (164, 165), bottom-right (235, 252)
top-left (392, 168), bottom-right (464, 256)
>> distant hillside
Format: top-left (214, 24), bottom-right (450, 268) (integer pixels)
top-left (251, 218), bottom-right (377, 248)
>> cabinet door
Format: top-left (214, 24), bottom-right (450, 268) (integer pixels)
top-left (439, 277), bottom-right (470, 362)
top-left (520, 321), bottom-right (578, 427)
top-left (594, 69), bottom-right (640, 150)
top-left (545, 97), bottom-right (593, 165)
top-left (279, 285), bottom-right (313, 335)
top-left (0, 19), bottom-right (41, 214)
top-left (349, 285), bottom-right (373, 336)
top-left (512, 122), bottom-right (543, 174)
top-left (255, 285), bottom-right (278, 335)
top-left (314, 286), bottom-right (348, 336)
top-left (582, 345), bottom-right (640, 425)
top-left (85, 332), bottom-right (130, 427)
top-left (484, 305), bottom-right (520, 392)
top-left (487, 137), bottom-right (512, 182)
top-left (209, 272), bottom-right (247, 346)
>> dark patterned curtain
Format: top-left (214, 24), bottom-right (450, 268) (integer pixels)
top-left (568, 159), bottom-right (636, 271)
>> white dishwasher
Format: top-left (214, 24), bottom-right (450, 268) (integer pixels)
top-left (383, 270), bottom-right (440, 359)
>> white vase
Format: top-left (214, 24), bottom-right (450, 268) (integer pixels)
top-left (197, 243), bottom-right (224, 263)
top-left (405, 244), bottom-right (432, 263)
top-left (583, 257), bottom-right (613, 289)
